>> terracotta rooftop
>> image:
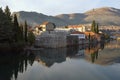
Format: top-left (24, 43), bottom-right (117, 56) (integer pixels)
top-left (71, 31), bottom-right (84, 34)
top-left (84, 31), bottom-right (96, 36)
top-left (68, 25), bottom-right (83, 28)
top-left (42, 21), bottom-right (50, 25)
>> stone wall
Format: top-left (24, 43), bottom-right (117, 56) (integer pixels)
top-left (35, 31), bottom-right (67, 48)
top-left (67, 35), bottom-right (79, 46)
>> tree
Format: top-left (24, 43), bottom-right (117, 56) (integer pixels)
top-left (0, 7), bottom-right (13, 43)
top-left (27, 31), bottom-right (35, 45)
top-left (88, 33), bottom-right (91, 43)
top-left (24, 20), bottom-right (28, 42)
top-left (13, 14), bottom-right (24, 42)
top-left (91, 20), bottom-right (99, 34)
top-left (13, 14), bottom-right (19, 41)
top-left (91, 20), bottom-right (96, 32)
top-left (19, 23), bottom-right (24, 40)
top-left (13, 14), bottom-right (19, 27)
top-left (4, 6), bottom-right (11, 20)
top-left (96, 23), bottom-right (99, 34)
top-left (0, 8), bottom-right (6, 42)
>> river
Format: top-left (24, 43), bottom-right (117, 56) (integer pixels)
top-left (0, 41), bottom-right (120, 80)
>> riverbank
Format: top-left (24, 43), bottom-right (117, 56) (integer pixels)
top-left (0, 42), bottom-right (26, 53)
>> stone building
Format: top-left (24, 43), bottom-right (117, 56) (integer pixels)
top-left (35, 31), bottom-right (68, 48)
top-left (40, 21), bottom-right (56, 31)
top-left (33, 21), bottom-right (56, 35)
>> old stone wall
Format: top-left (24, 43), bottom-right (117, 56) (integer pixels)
top-left (35, 31), bottom-right (67, 48)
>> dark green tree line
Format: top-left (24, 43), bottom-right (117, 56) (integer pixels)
top-left (0, 6), bottom-right (35, 46)
top-left (0, 7), bottom-right (13, 43)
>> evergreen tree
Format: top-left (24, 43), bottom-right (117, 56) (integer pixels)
top-left (28, 31), bottom-right (35, 45)
top-left (0, 7), bottom-right (13, 43)
top-left (13, 14), bottom-right (19, 27)
top-left (19, 23), bottom-right (24, 40)
top-left (91, 20), bottom-right (96, 32)
top-left (0, 8), bottom-right (6, 42)
top-left (96, 23), bottom-right (99, 33)
top-left (91, 20), bottom-right (99, 34)
top-left (88, 33), bottom-right (91, 42)
top-left (13, 14), bottom-right (19, 42)
top-left (13, 14), bottom-right (23, 41)
top-left (24, 20), bottom-right (28, 42)
top-left (4, 6), bottom-right (11, 20)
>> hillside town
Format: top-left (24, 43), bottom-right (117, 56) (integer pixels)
top-left (28, 21), bottom-right (102, 48)
top-left (27, 21), bottom-right (120, 48)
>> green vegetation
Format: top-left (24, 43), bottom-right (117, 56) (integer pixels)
top-left (96, 23), bottom-right (99, 34)
top-left (91, 20), bottom-right (99, 33)
top-left (13, 14), bottom-right (24, 42)
top-left (24, 20), bottom-right (28, 42)
top-left (0, 6), bottom-right (35, 50)
top-left (0, 6), bottom-right (13, 43)
top-left (28, 31), bottom-right (35, 46)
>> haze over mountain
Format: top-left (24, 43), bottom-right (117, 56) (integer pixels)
top-left (14, 7), bottom-right (120, 27)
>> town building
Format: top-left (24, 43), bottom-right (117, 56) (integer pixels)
top-left (67, 25), bottom-right (86, 32)
top-left (40, 21), bottom-right (56, 31)
top-left (33, 21), bottom-right (56, 35)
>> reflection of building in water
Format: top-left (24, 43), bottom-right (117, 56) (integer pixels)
top-left (105, 41), bottom-right (120, 49)
top-left (93, 41), bottom-right (120, 65)
top-left (94, 51), bottom-right (120, 65)
top-left (85, 41), bottom-right (120, 65)
top-left (34, 46), bottom-right (85, 67)
top-left (66, 46), bottom-right (85, 59)
top-left (34, 48), bottom-right (66, 67)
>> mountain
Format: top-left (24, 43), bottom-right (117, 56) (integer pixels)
top-left (13, 11), bottom-right (69, 27)
top-left (56, 7), bottom-right (120, 26)
top-left (14, 7), bottom-right (120, 27)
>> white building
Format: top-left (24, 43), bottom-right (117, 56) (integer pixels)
top-left (70, 31), bottom-right (86, 39)
top-left (67, 25), bottom-right (86, 32)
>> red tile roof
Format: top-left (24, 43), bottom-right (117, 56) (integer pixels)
top-left (71, 31), bottom-right (84, 34)
top-left (68, 25), bottom-right (83, 28)
top-left (84, 31), bottom-right (96, 36)
top-left (42, 21), bottom-right (50, 25)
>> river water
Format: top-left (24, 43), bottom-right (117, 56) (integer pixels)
top-left (0, 41), bottom-right (120, 80)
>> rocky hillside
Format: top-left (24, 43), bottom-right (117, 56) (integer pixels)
top-left (56, 7), bottom-right (120, 26)
top-left (13, 11), bottom-right (69, 27)
top-left (14, 7), bottom-right (120, 27)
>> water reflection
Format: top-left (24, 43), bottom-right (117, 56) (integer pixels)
top-left (0, 52), bottom-right (35, 80)
top-left (92, 41), bottom-right (120, 65)
top-left (0, 41), bottom-right (120, 80)
top-left (85, 44), bottom-right (101, 63)
top-left (33, 48), bottom-right (66, 67)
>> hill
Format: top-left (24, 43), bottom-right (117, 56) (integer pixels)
top-left (13, 11), bottom-right (69, 27)
top-left (14, 7), bottom-right (120, 27)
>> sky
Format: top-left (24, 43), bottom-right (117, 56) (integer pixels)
top-left (0, 0), bottom-right (120, 15)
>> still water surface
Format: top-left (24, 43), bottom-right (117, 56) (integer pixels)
top-left (0, 41), bottom-right (120, 80)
